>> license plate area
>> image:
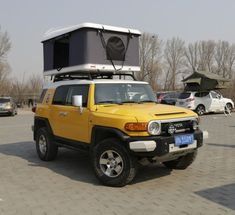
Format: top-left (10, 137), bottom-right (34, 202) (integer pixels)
top-left (174, 134), bottom-right (194, 146)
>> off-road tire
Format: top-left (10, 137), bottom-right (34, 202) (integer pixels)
top-left (36, 127), bottom-right (58, 161)
top-left (196, 105), bottom-right (205, 116)
top-left (163, 150), bottom-right (198, 170)
top-left (92, 138), bottom-right (137, 187)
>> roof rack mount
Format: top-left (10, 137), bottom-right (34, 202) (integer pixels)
top-left (52, 71), bottom-right (136, 82)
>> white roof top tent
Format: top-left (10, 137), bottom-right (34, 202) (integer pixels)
top-left (42, 23), bottom-right (141, 76)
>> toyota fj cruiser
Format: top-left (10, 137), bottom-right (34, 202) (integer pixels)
top-left (33, 73), bottom-right (203, 186)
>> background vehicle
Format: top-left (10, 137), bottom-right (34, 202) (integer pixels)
top-left (176, 91), bottom-right (234, 115)
top-left (156, 92), bottom-right (168, 103)
top-left (0, 97), bottom-right (18, 116)
top-left (160, 92), bottom-right (181, 105)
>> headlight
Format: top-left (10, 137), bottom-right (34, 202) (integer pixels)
top-left (148, 121), bottom-right (161, 135)
top-left (191, 120), bottom-right (199, 130)
top-left (4, 102), bottom-right (11, 109)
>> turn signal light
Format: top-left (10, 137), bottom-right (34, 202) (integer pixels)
top-left (32, 106), bottom-right (36, 113)
top-left (125, 122), bottom-right (147, 131)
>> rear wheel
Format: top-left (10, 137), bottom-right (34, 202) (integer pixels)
top-left (163, 150), bottom-right (197, 170)
top-left (225, 103), bottom-right (232, 113)
top-left (196, 105), bottom-right (205, 116)
top-left (36, 127), bottom-right (58, 161)
top-left (92, 138), bottom-right (137, 187)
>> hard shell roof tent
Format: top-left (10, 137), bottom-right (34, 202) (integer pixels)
top-left (42, 23), bottom-right (141, 76)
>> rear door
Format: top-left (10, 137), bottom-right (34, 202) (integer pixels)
top-left (210, 91), bottom-right (221, 111)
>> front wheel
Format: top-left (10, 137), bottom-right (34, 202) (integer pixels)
top-left (163, 150), bottom-right (198, 170)
top-left (92, 138), bottom-right (137, 187)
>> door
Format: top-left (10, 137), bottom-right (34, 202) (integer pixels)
top-left (50, 84), bottom-right (90, 143)
top-left (210, 91), bottom-right (221, 112)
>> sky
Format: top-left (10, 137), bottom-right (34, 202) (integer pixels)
top-left (1, 0), bottom-right (235, 80)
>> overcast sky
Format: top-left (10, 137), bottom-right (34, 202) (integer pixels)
top-left (1, 0), bottom-right (235, 79)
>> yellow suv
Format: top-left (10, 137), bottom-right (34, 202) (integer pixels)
top-left (33, 74), bottom-right (203, 186)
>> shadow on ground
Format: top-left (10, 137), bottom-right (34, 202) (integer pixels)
top-left (0, 141), bottom-right (171, 186)
top-left (207, 143), bottom-right (235, 149)
top-left (195, 183), bottom-right (235, 211)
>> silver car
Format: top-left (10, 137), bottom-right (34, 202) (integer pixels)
top-left (0, 97), bottom-right (18, 116)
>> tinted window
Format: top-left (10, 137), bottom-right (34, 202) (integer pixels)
top-left (53, 85), bottom-right (70, 105)
top-left (195, 92), bottom-right (210, 98)
top-left (0, 98), bottom-right (10, 103)
top-left (66, 85), bottom-right (89, 107)
top-left (39, 89), bottom-right (47, 103)
top-left (211, 91), bottom-right (219, 99)
top-left (179, 93), bottom-right (191, 99)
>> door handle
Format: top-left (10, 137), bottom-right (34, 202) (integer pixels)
top-left (59, 112), bottom-right (68, 117)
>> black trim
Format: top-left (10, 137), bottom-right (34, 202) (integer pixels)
top-left (91, 125), bottom-right (129, 146)
top-left (126, 130), bottom-right (203, 157)
top-left (34, 116), bottom-right (54, 140)
top-left (54, 136), bottom-right (89, 152)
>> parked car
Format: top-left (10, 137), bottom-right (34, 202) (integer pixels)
top-left (161, 92), bottom-right (181, 105)
top-left (0, 97), bottom-right (18, 116)
top-left (175, 91), bottom-right (234, 115)
top-left (156, 92), bottom-right (169, 103)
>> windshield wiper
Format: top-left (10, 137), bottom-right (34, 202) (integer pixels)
top-left (96, 101), bottom-right (122, 105)
top-left (121, 101), bottom-right (139, 104)
top-left (138, 100), bottom-right (157, 103)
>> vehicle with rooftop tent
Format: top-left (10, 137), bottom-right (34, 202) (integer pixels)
top-left (33, 23), bottom-right (203, 186)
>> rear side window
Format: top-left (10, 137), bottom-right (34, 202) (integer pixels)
top-left (179, 93), bottom-right (191, 99)
top-left (66, 85), bottom-right (89, 107)
top-left (195, 92), bottom-right (210, 98)
top-left (39, 89), bottom-right (47, 103)
top-left (53, 85), bottom-right (70, 105)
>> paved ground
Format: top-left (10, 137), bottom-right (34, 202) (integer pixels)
top-left (0, 110), bottom-right (235, 215)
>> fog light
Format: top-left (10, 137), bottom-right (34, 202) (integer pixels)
top-left (192, 120), bottom-right (199, 130)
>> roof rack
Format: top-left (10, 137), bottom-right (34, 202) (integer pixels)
top-left (52, 71), bottom-right (136, 82)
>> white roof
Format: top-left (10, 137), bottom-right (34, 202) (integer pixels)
top-left (44, 79), bottom-right (148, 89)
top-left (42, 22), bottom-right (141, 42)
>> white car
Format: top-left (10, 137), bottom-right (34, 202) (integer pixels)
top-left (176, 91), bottom-right (234, 115)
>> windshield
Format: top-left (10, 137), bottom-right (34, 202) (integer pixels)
top-left (0, 98), bottom-right (10, 103)
top-left (95, 83), bottom-right (156, 104)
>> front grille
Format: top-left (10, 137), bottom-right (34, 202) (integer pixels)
top-left (161, 120), bottom-right (192, 135)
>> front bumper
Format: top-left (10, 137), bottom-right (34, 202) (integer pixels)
top-left (126, 130), bottom-right (203, 157)
top-left (0, 109), bottom-right (13, 114)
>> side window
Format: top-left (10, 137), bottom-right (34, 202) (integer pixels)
top-left (211, 91), bottom-right (218, 99)
top-left (66, 85), bottom-right (89, 107)
top-left (195, 92), bottom-right (200, 97)
top-left (201, 92), bottom-right (210, 98)
top-left (53, 86), bottom-right (70, 105)
top-left (39, 89), bottom-right (47, 103)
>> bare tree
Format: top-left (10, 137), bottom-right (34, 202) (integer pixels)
top-left (138, 33), bottom-right (162, 90)
top-left (164, 37), bottom-right (185, 90)
top-left (214, 41), bottom-right (235, 78)
top-left (198, 40), bottom-right (215, 72)
top-left (26, 73), bottom-right (43, 96)
top-left (0, 27), bottom-right (11, 95)
top-left (185, 42), bottom-right (199, 71)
